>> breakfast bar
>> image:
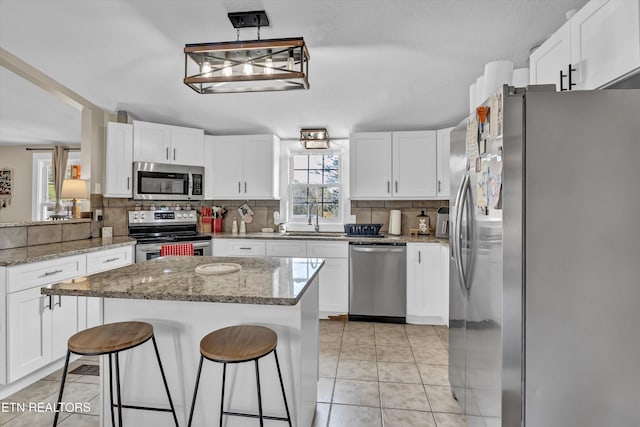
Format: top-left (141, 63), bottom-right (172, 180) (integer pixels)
top-left (42, 256), bottom-right (323, 427)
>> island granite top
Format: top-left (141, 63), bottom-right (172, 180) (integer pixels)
top-left (42, 256), bottom-right (324, 305)
top-left (0, 237), bottom-right (136, 266)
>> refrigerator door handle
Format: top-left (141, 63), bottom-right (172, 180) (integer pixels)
top-left (451, 173), bottom-right (465, 260)
top-left (454, 174), bottom-right (469, 296)
top-left (462, 176), bottom-right (476, 292)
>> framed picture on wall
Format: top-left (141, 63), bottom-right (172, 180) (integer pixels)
top-left (0, 167), bottom-right (13, 208)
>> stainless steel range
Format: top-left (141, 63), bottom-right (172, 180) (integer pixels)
top-left (128, 209), bottom-right (212, 263)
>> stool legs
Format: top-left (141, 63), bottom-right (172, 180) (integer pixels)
top-left (187, 355), bottom-right (204, 427)
top-left (255, 359), bottom-right (264, 427)
top-left (108, 354), bottom-right (116, 427)
top-left (52, 350), bottom-right (71, 427)
top-left (219, 363), bottom-right (226, 427)
top-left (114, 353), bottom-right (123, 427)
top-left (274, 350), bottom-right (292, 427)
top-left (151, 336), bottom-right (179, 427)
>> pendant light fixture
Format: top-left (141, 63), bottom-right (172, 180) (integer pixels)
top-left (184, 11), bottom-right (310, 94)
top-left (300, 128), bottom-right (330, 149)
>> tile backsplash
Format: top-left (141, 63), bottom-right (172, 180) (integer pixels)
top-left (351, 200), bottom-right (449, 235)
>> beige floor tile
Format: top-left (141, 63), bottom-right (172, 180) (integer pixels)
top-left (412, 346), bottom-right (449, 365)
top-left (2, 380), bottom-right (61, 404)
top-left (409, 335), bottom-right (445, 349)
top-left (425, 386), bottom-right (462, 414)
top-left (320, 341), bottom-right (341, 358)
top-left (0, 406), bottom-right (21, 425)
top-left (320, 331), bottom-right (343, 344)
top-left (332, 379), bottom-right (380, 407)
top-left (86, 396), bottom-right (100, 416)
top-left (433, 412), bottom-right (467, 427)
top-left (320, 320), bottom-right (345, 332)
top-left (41, 370), bottom-right (82, 383)
top-left (336, 359), bottom-right (378, 381)
top-left (376, 345), bottom-right (415, 363)
top-left (418, 364), bottom-right (450, 386)
top-left (54, 382), bottom-right (99, 414)
top-left (318, 378), bottom-right (334, 403)
top-left (57, 413), bottom-right (100, 426)
top-left (377, 362), bottom-right (422, 384)
top-left (343, 321), bottom-right (375, 332)
top-left (383, 408), bottom-right (437, 427)
top-left (373, 323), bottom-right (406, 334)
top-left (375, 332), bottom-right (410, 347)
top-left (380, 383), bottom-right (431, 411)
top-left (73, 375), bottom-right (100, 385)
top-left (0, 410), bottom-right (71, 427)
top-left (341, 330), bottom-right (375, 346)
top-left (312, 402), bottom-right (330, 427)
top-left (339, 343), bottom-right (377, 361)
top-left (329, 404), bottom-right (382, 427)
top-left (405, 324), bottom-right (439, 336)
top-left (320, 356), bottom-right (339, 378)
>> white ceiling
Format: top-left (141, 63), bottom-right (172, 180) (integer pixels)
top-left (0, 0), bottom-right (588, 142)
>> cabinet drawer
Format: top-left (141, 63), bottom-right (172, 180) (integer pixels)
top-left (266, 241), bottom-right (308, 257)
top-left (213, 239), bottom-right (266, 257)
top-left (307, 242), bottom-right (348, 259)
top-left (87, 246), bottom-right (134, 274)
top-left (7, 255), bottom-right (86, 294)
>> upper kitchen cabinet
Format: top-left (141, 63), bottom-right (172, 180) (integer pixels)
top-left (133, 120), bottom-right (204, 166)
top-left (104, 122), bottom-right (133, 198)
top-left (530, 0), bottom-right (640, 90)
top-left (350, 131), bottom-right (438, 199)
top-left (436, 127), bottom-right (453, 199)
top-left (207, 134), bottom-right (280, 200)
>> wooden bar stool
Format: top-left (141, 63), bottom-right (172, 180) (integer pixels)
top-left (187, 325), bottom-right (292, 427)
top-left (52, 321), bottom-right (179, 427)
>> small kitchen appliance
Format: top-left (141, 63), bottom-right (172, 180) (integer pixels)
top-left (435, 207), bottom-right (449, 239)
top-left (133, 162), bottom-right (204, 201)
top-left (128, 209), bottom-right (212, 262)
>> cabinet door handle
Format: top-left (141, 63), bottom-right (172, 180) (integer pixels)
top-left (244, 182), bottom-right (247, 193)
top-left (239, 247), bottom-right (251, 250)
top-left (41, 295), bottom-right (52, 312)
top-left (127, 177), bottom-right (130, 190)
top-left (54, 295), bottom-right (62, 308)
top-left (387, 181), bottom-right (390, 193)
top-left (104, 257), bottom-right (119, 263)
top-left (395, 181), bottom-right (398, 193)
top-left (39, 269), bottom-right (63, 278)
top-left (419, 251), bottom-right (421, 264)
top-left (238, 182), bottom-right (241, 193)
top-left (438, 180), bottom-right (441, 193)
top-left (560, 69), bottom-right (567, 91)
top-left (173, 148), bottom-right (176, 161)
top-left (166, 147), bottom-right (169, 160)
top-left (568, 64), bottom-right (576, 90)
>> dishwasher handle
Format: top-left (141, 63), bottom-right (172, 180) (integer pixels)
top-left (351, 247), bottom-right (405, 253)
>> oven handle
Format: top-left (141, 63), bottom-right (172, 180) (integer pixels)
top-left (136, 241), bottom-right (211, 251)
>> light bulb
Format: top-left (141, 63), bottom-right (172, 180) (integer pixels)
top-left (264, 58), bottom-right (273, 74)
top-left (286, 55), bottom-right (295, 71)
top-left (243, 62), bottom-right (253, 75)
top-left (222, 60), bottom-right (232, 77)
top-left (201, 61), bottom-right (212, 77)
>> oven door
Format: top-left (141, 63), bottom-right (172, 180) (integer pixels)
top-left (135, 241), bottom-right (212, 263)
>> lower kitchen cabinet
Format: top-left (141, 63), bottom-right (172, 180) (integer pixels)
top-left (406, 243), bottom-right (448, 325)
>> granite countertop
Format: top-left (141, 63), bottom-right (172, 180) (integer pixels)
top-left (0, 237), bottom-right (137, 266)
top-left (42, 256), bottom-right (324, 305)
top-left (211, 231), bottom-right (448, 244)
top-left (0, 218), bottom-right (91, 228)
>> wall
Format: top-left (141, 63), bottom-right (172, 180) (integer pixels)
top-left (0, 146), bottom-right (32, 221)
top-left (351, 200), bottom-right (449, 235)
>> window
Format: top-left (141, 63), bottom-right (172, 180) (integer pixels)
top-left (32, 152), bottom-right (81, 220)
top-left (289, 153), bottom-right (341, 222)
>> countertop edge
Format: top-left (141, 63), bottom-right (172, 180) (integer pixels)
top-left (211, 232), bottom-right (448, 244)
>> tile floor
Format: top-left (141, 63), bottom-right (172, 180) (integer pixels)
top-left (0, 321), bottom-right (465, 427)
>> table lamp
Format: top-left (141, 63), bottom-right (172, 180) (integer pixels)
top-left (61, 179), bottom-right (88, 219)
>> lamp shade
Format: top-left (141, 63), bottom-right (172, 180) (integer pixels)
top-left (61, 179), bottom-right (88, 200)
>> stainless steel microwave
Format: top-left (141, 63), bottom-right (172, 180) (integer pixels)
top-left (132, 162), bottom-right (204, 201)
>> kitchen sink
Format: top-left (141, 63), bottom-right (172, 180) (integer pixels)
top-left (281, 231), bottom-right (344, 238)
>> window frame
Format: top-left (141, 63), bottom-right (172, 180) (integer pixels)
top-left (31, 152), bottom-right (81, 220)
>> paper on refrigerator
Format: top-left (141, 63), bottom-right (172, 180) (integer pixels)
top-left (466, 117), bottom-right (479, 171)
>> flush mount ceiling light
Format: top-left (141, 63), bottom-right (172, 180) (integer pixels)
top-left (300, 128), bottom-right (330, 149)
top-left (184, 10), bottom-right (310, 94)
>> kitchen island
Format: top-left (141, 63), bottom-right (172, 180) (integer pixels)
top-left (42, 256), bottom-right (323, 427)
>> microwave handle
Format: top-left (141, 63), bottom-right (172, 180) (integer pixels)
top-left (188, 172), bottom-right (193, 196)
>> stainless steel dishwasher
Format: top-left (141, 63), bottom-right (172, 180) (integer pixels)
top-left (349, 241), bottom-right (407, 323)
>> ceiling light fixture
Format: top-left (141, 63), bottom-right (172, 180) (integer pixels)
top-left (300, 128), bottom-right (330, 149)
top-left (184, 10), bottom-right (310, 94)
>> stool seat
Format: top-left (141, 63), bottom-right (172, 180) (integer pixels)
top-left (200, 325), bottom-right (277, 362)
top-left (68, 321), bottom-right (154, 355)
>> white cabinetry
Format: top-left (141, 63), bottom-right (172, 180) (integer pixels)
top-left (436, 127), bottom-right (453, 199)
top-left (530, 0), bottom-right (640, 90)
top-left (350, 131), bottom-right (438, 199)
top-left (104, 122), bottom-right (133, 198)
top-left (133, 120), bottom-right (204, 166)
top-left (209, 135), bottom-right (280, 199)
top-left (213, 239), bottom-right (266, 257)
top-left (406, 243), bottom-right (447, 325)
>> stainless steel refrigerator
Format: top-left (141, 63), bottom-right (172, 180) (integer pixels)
top-left (448, 85), bottom-right (640, 427)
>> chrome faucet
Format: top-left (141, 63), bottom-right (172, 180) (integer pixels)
top-left (308, 200), bottom-right (320, 232)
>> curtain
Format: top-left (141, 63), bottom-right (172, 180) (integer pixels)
top-left (52, 145), bottom-right (68, 214)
